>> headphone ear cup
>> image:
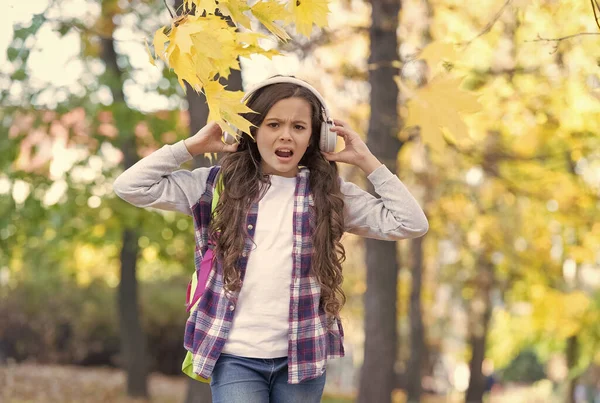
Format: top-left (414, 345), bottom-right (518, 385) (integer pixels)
top-left (319, 121), bottom-right (337, 153)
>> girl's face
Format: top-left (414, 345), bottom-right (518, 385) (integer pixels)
top-left (256, 97), bottom-right (313, 178)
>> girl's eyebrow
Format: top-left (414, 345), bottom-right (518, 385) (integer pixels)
top-left (265, 117), bottom-right (310, 125)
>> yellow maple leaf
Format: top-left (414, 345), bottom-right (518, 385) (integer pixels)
top-left (251, 0), bottom-right (292, 41)
top-left (189, 18), bottom-right (240, 80)
top-left (169, 46), bottom-right (201, 91)
top-left (148, 0), bottom-right (331, 146)
top-left (397, 74), bottom-right (481, 152)
top-left (203, 80), bottom-right (257, 139)
top-left (235, 31), bottom-right (268, 46)
top-left (235, 32), bottom-right (281, 59)
top-left (418, 41), bottom-right (459, 73)
top-left (288, 0), bottom-right (329, 38)
top-left (153, 27), bottom-right (170, 62)
top-left (172, 16), bottom-right (205, 54)
top-left (237, 45), bottom-right (281, 60)
top-left (218, 0), bottom-right (252, 29)
top-left (144, 39), bottom-right (155, 66)
top-left (156, 15), bottom-right (240, 88)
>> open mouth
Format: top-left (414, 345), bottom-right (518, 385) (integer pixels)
top-left (275, 148), bottom-right (294, 160)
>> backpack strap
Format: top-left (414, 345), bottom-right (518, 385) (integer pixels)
top-left (211, 167), bottom-right (222, 215)
top-left (206, 165), bottom-right (221, 201)
top-left (206, 166), bottom-right (222, 247)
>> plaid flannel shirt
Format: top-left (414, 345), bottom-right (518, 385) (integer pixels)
top-left (184, 166), bottom-right (345, 384)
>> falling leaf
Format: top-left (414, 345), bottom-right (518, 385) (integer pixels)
top-left (418, 41), bottom-right (459, 73)
top-left (288, 0), bottom-right (330, 38)
top-left (397, 74), bottom-right (481, 152)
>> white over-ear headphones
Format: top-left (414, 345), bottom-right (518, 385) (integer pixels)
top-left (222, 76), bottom-right (337, 153)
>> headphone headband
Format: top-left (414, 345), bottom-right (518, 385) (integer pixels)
top-left (242, 76), bottom-right (332, 124)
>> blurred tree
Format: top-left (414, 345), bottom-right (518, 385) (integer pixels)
top-left (425, 1), bottom-right (600, 401)
top-left (358, 1), bottom-right (403, 402)
top-left (99, 0), bottom-right (148, 396)
top-left (501, 349), bottom-right (546, 384)
top-left (403, 1), bottom-right (434, 401)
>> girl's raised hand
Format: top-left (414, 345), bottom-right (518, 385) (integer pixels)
top-left (184, 121), bottom-right (239, 157)
top-left (321, 119), bottom-right (373, 165)
top-left (321, 119), bottom-right (382, 174)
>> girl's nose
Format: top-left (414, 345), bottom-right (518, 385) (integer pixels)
top-left (278, 125), bottom-right (293, 141)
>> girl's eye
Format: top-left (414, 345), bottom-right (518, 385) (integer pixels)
top-left (266, 122), bottom-right (305, 130)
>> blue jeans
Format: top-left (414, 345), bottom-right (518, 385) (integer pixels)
top-left (210, 353), bottom-right (327, 403)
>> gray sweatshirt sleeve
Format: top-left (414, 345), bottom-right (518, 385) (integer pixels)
top-left (112, 140), bottom-right (212, 216)
top-left (341, 165), bottom-right (429, 240)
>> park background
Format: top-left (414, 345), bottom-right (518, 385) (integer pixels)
top-left (1, 0), bottom-right (600, 402)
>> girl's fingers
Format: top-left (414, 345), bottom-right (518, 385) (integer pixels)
top-left (321, 151), bottom-right (339, 161)
top-left (330, 125), bottom-right (348, 134)
top-left (222, 142), bottom-right (239, 153)
top-left (330, 125), bottom-right (355, 140)
top-left (332, 118), bottom-right (349, 127)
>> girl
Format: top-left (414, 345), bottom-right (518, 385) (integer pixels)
top-left (113, 76), bottom-right (428, 403)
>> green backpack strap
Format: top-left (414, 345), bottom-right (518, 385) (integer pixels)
top-left (211, 172), bottom-right (222, 214)
top-left (182, 169), bottom-right (222, 383)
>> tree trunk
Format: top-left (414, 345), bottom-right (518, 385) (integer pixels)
top-left (406, 1), bottom-right (433, 401)
top-left (464, 260), bottom-right (493, 403)
top-left (565, 335), bottom-right (579, 403)
top-left (358, 1), bottom-right (402, 402)
top-left (118, 228), bottom-right (147, 397)
top-left (406, 235), bottom-right (425, 403)
top-left (100, 25), bottom-right (149, 397)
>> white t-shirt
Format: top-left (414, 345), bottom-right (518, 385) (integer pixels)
top-left (221, 175), bottom-right (296, 358)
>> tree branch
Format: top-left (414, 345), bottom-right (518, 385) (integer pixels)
top-left (471, 66), bottom-right (540, 76)
top-left (164, 0), bottom-right (175, 18)
top-left (528, 32), bottom-right (600, 43)
top-left (460, 0), bottom-right (512, 47)
top-left (591, 0), bottom-right (600, 31)
top-left (526, 32), bottom-right (600, 53)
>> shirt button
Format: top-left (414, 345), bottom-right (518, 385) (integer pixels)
top-left (247, 224), bottom-right (253, 230)
top-left (242, 251), bottom-right (247, 257)
top-left (229, 304), bottom-right (235, 311)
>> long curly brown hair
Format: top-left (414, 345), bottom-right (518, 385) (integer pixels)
top-left (209, 80), bottom-right (347, 321)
